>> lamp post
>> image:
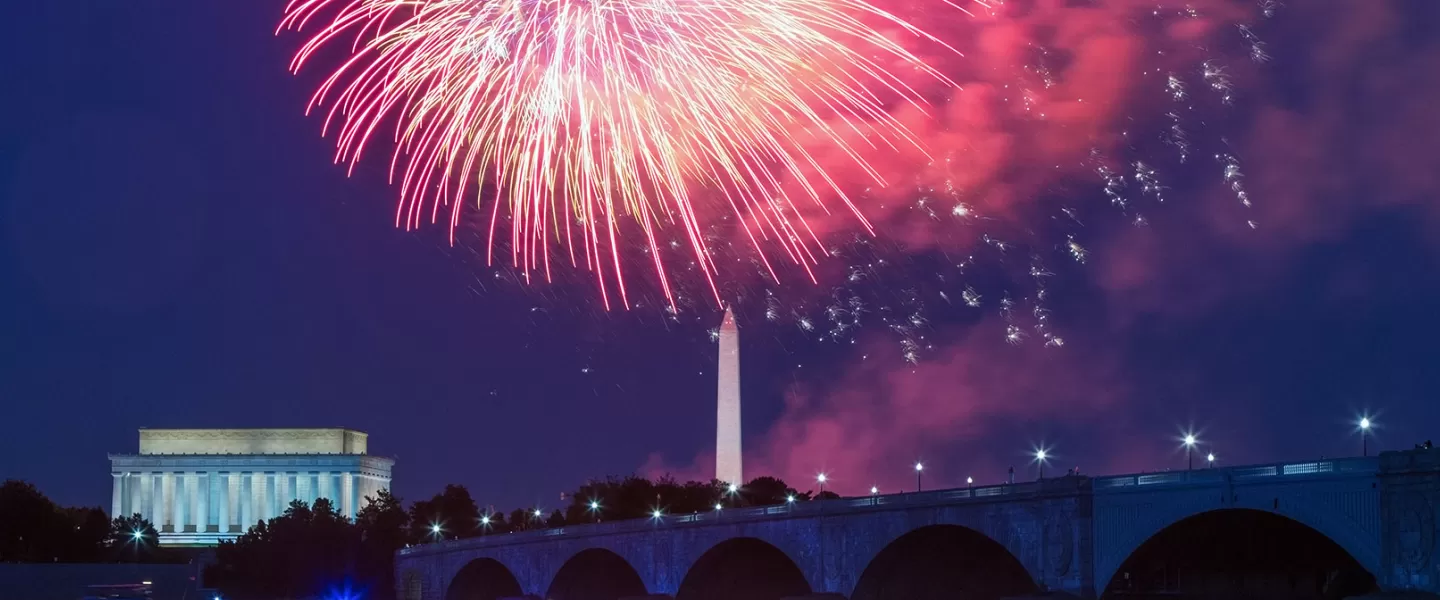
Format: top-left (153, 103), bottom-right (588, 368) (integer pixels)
top-left (588, 500), bottom-right (600, 523)
top-left (1206, 452), bottom-right (1216, 467)
top-left (1360, 417), bottom-right (1372, 457)
top-left (1183, 434), bottom-right (1198, 470)
top-left (870, 486), bottom-right (878, 495)
top-left (1035, 449), bottom-right (1048, 480)
top-left (816, 473), bottom-right (828, 496)
top-left (914, 462), bottom-right (924, 492)
top-left (966, 476), bottom-right (974, 487)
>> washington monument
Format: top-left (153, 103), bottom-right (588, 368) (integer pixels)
top-left (716, 306), bottom-right (742, 486)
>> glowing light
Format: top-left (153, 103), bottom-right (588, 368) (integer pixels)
top-left (786, 495), bottom-right (796, 503)
top-left (481, 515), bottom-right (491, 525)
top-left (131, 530), bottom-right (144, 540)
top-left (816, 473), bottom-right (828, 484)
top-left (589, 501), bottom-right (600, 510)
top-left (714, 503), bottom-right (723, 511)
top-left (915, 462), bottom-right (924, 472)
top-left (1360, 417), bottom-right (1372, 430)
top-left (727, 483), bottom-right (739, 494)
top-left (430, 524), bottom-right (441, 533)
top-left (278, 0), bottom-right (962, 306)
top-left (533, 509), bottom-right (543, 518)
top-left (652, 509), bottom-right (664, 519)
top-left (1035, 449), bottom-right (1047, 461)
top-left (1207, 453), bottom-right (1216, 463)
top-left (1183, 434), bottom-right (1198, 447)
top-left (870, 486), bottom-right (878, 494)
top-left (966, 476), bottom-right (973, 485)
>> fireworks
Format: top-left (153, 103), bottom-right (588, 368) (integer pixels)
top-left (278, 0), bottom-right (963, 309)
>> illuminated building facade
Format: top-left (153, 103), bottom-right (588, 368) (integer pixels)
top-left (108, 428), bottom-right (395, 546)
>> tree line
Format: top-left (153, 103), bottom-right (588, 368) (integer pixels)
top-left (0, 475), bottom-right (832, 599)
top-left (207, 474), bottom-right (833, 600)
top-left (0, 480), bottom-right (182, 564)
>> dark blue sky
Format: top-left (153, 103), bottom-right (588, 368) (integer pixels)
top-left (2, 1), bottom-right (1438, 512)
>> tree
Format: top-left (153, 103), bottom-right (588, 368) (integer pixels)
top-left (545, 509), bottom-right (566, 528)
top-left (107, 513), bottom-right (180, 563)
top-left (66, 507), bottom-right (112, 562)
top-left (0, 480), bottom-right (124, 563)
top-left (207, 499), bottom-right (366, 600)
top-left (409, 485), bottom-right (480, 542)
top-left (742, 476), bottom-right (803, 506)
top-left (356, 490), bottom-right (408, 600)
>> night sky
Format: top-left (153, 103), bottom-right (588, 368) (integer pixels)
top-left (2, 1), bottom-right (1439, 513)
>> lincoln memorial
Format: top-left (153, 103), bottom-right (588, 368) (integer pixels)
top-left (108, 428), bottom-right (396, 546)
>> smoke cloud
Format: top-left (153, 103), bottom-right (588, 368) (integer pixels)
top-left (643, 1), bottom-right (1440, 493)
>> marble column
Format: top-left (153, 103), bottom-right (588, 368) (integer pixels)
top-left (169, 473), bottom-right (183, 533)
top-left (276, 472), bottom-right (292, 514)
top-left (217, 473), bottom-right (229, 533)
top-left (196, 473), bottom-right (210, 533)
top-left (297, 473), bottom-right (312, 506)
top-left (186, 473), bottom-right (201, 533)
top-left (341, 473), bottom-right (355, 518)
top-left (226, 472), bottom-right (241, 533)
top-left (142, 473), bottom-right (157, 524)
top-left (319, 471), bottom-right (334, 506)
top-left (160, 473), bottom-right (174, 532)
top-left (111, 474), bottom-right (123, 519)
top-left (129, 473), bottom-right (143, 520)
top-left (253, 472), bottom-right (269, 523)
top-left (239, 473), bottom-right (253, 530)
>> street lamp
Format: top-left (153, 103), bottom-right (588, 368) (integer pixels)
top-left (966, 476), bottom-right (974, 487)
top-left (1035, 448), bottom-right (1048, 480)
top-left (870, 486), bottom-right (878, 495)
top-left (914, 462), bottom-right (924, 492)
top-left (786, 494), bottom-right (796, 504)
top-left (1360, 417), bottom-right (1373, 457)
top-left (588, 500), bottom-right (601, 523)
top-left (727, 482), bottom-right (739, 494)
top-left (1206, 452), bottom-right (1216, 466)
top-left (1182, 433), bottom-right (1198, 470)
top-left (816, 473), bottom-right (828, 496)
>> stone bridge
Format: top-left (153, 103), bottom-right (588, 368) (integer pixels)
top-left (396, 449), bottom-right (1440, 600)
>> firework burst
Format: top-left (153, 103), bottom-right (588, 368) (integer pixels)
top-left (279, 0), bottom-right (964, 309)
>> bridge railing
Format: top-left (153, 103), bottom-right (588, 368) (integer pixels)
top-left (399, 456), bottom-right (1380, 555)
top-left (1092, 456), bottom-right (1377, 490)
top-left (400, 479), bottom-right (1066, 554)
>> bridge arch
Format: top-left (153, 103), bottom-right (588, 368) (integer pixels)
top-left (851, 524), bottom-right (1038, 600)
top-left (675, 537), bottom-right (811, 600)
top-left (1101, 508), bottom-right (1376, 599)
top-left (446, 557), bottom-right (524, 600)
top-left (545, 547), bottom-right (648, 600)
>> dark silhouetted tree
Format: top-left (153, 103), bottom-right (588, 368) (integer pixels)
top-left (107, 513), bottom-right (179, 563)
top-left (408, 485), bottom-right (479, 542)
top-left (207, 499), bottom-right (364, 600)
top-left (545, 509), bottom-right (566, 528)
top-left (742, 476), bottom-right (802, 505)
top-left (0, 480), bottom-right (130, 563)
top-left (356, 489), bottom-right (408, 599)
